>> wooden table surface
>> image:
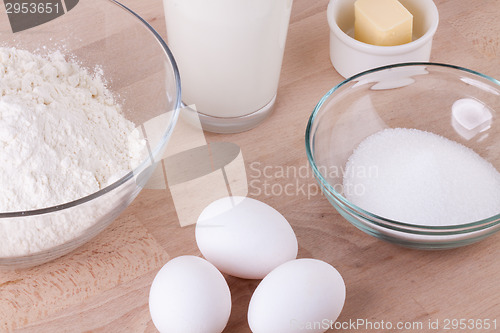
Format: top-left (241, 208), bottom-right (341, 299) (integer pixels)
top-left (2, 0), bottom-right (500, 332)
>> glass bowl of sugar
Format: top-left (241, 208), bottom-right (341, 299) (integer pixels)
top-left (306, 63), bottom-right (500, 249)
top-left (0, 0), bottom-right (180, 269)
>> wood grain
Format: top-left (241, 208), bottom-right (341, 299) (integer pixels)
top-left (2, 0), bottom-right (500, 332)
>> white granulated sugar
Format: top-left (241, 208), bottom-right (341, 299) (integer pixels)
top-left (343, 128), bottom-right (500, 226)
top-left (0, 47), bottom-right (145, 256)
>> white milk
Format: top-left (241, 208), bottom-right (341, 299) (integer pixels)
top-left (164, 0), bottom-right (293, 118)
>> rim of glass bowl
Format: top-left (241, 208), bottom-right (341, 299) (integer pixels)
top-left (305, 62), bottom-right (500, 235)
top-left (0, 0), bottom-right (182, 218)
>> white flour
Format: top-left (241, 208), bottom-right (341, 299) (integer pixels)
top-left (0, 47), bottom-right (145, 256)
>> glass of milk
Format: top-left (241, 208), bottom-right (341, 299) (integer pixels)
top-left (164, 0), bottom-right (293, 133)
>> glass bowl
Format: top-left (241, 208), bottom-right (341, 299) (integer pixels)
top-left (0, 0), bottom-right (180, 269)
top-left (306, 63), bottom-right (500, 249)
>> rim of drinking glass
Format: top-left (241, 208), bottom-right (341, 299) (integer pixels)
top-left (0, 0), bottom-right (182, 218)
top-left (305, 62), bottom-right (500, 233)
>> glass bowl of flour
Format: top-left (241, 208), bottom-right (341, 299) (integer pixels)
top-left (306, 63), bottom-right (500, 249)
top-left (0, 1), bottom-right (180, 268)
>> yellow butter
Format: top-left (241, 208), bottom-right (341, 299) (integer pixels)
top-left (354, 0), bottom-right (413, 46)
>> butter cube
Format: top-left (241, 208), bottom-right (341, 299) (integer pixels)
top-left (354, 0), bottom-right (413, 46)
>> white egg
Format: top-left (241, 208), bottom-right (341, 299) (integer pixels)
top-left (195, 196), bottom-right (298, 279)
top-left (149, 255), bottom-right (231, 333)
top-left (248, 259), bottom-right (346, 333)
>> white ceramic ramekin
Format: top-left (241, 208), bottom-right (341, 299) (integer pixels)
top-left (327, 0), bottom-right (439, 78)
